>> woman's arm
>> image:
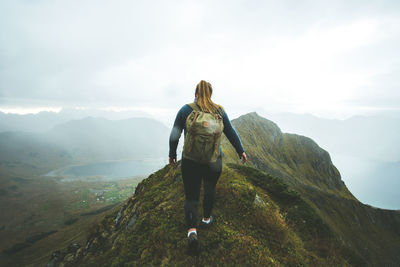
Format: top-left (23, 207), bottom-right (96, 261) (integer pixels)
top-left (169, 105), bottom-right (192, 164)
top-left (221, 110), bottom-right (246, 162)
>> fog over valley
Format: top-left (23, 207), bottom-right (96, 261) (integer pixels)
top-left (1, 108), bottom-right (399, 209)
top-left (1, 1), bottom-right (400, 265)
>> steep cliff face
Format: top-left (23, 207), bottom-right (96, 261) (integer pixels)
top-left (49, 112), bottom-right (400, 266)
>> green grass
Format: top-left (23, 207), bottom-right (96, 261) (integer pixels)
top-left (59, 163), bottom-right (359, 267)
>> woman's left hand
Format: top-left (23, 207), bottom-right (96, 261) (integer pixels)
top-left (169, 157), bottom-right (177, 166)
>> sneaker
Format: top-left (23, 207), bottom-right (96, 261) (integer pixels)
top-left (188, 232), bottom-right (198, 252)
top-left (201, 215), bottom-right (214, 225)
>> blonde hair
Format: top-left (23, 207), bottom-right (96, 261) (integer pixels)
top-left (195, 80), bottom-right (223, 113)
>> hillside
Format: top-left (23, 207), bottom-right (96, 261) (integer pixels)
top-left (0, 116), bottom-right (169, 266)
top-left (266, 112), bottom-right (400, 209)
top-left (221, 113), bottom-right (353, 198)
top-left (266, 112), bottom-right (400, 162)
top-left (0, 131), bottom-right (71, 176)
top-left (49, 112), bottom-right (400, 266)
top-left (221, 112), bottom-right (400, 266)
top-left (0, 171), bottom-right (141, 267)
top-left (47, 163), bottom-right (362, 266)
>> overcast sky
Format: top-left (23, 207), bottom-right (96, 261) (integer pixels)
top-left (1, 0), bottom-right (400, 121)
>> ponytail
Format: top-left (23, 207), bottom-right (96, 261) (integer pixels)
top-left (195, 80), bottom-right (222, 113)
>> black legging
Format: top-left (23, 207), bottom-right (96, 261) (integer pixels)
top-left (181, 156), bottom-right (222, 229)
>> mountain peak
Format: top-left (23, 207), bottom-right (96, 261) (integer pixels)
top-left (222, 112), bottom-right (349, 197)
top-left (240, 111), bottom-right (260, 117)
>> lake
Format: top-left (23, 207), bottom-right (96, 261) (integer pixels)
top-left (46, 159), bottom-right (167, 181)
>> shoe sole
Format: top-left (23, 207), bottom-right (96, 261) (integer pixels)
top-left (201, 217), bottom-right (215, 227)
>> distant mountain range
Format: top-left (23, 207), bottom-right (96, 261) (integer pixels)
top-left (1, 110), bottom-right (398, 208)
top-left (49, 112), bottom-right (400, 266)
top-left (0, 116), bottom-right (169, 175)
top-left (0, 108), bottom-right (153, 133)
top-left (2, 109), bottom-right (398, 161)
top-left (46, 117), bottom-right (168, 162)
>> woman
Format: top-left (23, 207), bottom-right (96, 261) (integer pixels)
top-left (169, 80), bottom-right (247, 251)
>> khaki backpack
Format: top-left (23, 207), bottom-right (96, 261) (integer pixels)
top-left (183, 103), bottom-right (224, 163)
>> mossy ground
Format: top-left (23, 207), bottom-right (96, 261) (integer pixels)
top-left (72, 163), bottom-right (356, 267)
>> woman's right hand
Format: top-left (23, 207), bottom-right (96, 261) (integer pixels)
top-left (240, 152), bottom-right (247, 164)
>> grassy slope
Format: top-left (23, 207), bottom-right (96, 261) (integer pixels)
top-left (51, 163), bottom-right (363, 267)
top-left (0, 131), bottom-right (72, 175)
top-left (0, 165), bottom-right (141, 267)
top-left (221, 112), bottom-right (400, 266)
top-left (222, 112), bottom-right (353, 198)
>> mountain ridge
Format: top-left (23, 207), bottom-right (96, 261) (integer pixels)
top-left (222, 112), bottom-right (351, 198)
top-left (0, 108), bottom-right (154, 133)
top-left (222, 112), bottom-right (400, 265)
top-left (48, 112), bottom-right (400, 266)
top-left (47, 163), bottom-right (362, 266)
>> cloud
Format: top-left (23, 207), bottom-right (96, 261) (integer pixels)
top-left (1, 0), bottom-right (400, 118)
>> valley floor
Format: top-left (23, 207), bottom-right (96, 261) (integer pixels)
top-left (0, 168), bottom-right (144, 267)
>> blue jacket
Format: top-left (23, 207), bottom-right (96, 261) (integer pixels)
top-left (169, 104), bottom-right (245, 159)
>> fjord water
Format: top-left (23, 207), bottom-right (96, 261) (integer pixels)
top-left (332, 153), bottom-right (400, 210)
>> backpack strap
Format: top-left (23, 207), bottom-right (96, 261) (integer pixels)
top-left (213, 113), bottom-right (221, 156)
top-left (188, 102), bottom-right (223, 116)
top-left (188, 102), bottom-right (201, 111)
top-left (216, 107), bottom-right (224, 118)
top-left (186, 107), bottom-right (200, 153)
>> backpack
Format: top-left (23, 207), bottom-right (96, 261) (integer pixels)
top-left (183, 103), bottom-right (224, 163)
